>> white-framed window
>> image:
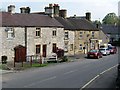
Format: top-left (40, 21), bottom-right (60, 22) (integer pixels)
top-left (79, 32), bottom-right (83, 39)
top-left (79, 44), bottom-right (83, 50)
top-left (64, 32), bottom-right (69, 39)
top-left (92, 32), bottom-right (94, 38)
top-left (52, 29), bottom-right (57, 37)
top-left (7, 27), bottom-right (15, 39)
top-left (36, 28), bottom-right (41, 37)
top-left (64, 42), bottom-right (68, 52)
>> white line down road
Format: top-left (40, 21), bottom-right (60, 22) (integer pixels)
top-left (80, 64), bottom-right (118, 89)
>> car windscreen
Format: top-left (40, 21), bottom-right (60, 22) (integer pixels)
top-left (108, 47), bottom-right (113, 49)
top-left (99, 49), bottom-right (105, 51)
top-left (89, 50), bottom-right (97, 52)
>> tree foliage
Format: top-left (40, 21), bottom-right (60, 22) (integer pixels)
top-left (93, 20), bottom-right (101, 25)
top-left (102, 13), bottom-right (119, 25)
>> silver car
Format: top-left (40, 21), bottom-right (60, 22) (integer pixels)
top-left (99, 48), bottom-right (110, 56)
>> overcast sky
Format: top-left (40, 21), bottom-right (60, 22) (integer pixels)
top-left (0, 0), bottom-right (119, 21)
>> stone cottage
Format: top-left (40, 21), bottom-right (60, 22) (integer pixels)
top-left (0, 11), bottom-right (64, 62)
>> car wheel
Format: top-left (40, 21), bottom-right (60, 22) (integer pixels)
top-left (97, 55), bottom-right (99, 59)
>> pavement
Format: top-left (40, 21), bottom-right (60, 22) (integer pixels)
top-left (0, 54), bottom-right (86, 74)
top-left (67, 53), bottom-right (87, 62)
top-left (0, 70), bottom-right (15, 75)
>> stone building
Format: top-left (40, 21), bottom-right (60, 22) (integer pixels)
top-left (0, 11), bottom-right (64, 62)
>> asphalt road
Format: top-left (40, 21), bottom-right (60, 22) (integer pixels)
top-left (84, 66), bottom-right (117, 88)
top-left (2, 53), bottom-right (118, 89)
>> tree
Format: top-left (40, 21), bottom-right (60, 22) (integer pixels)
top-left (102, 13), bottom-right (119, 25)
top-left (93, 20), bottom-right (101, 25)
top-left (92, 20), bottom-right (102, 28)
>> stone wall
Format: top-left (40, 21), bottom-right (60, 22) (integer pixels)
top-left (1, 27), bottom-right (25, 61)
top-left (27, 27), bottom-right (64, 57)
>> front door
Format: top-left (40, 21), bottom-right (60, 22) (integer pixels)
top-left (14, 45), bottom-right (26, 62)
top-left (52, 43), bottom-right (57, 53)
top-left (43, 45), bottom-right (47, 57)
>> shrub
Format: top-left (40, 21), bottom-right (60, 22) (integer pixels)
top-left (61, 56), bottom-right (68, 62)
top-left (1, 56), bottom-right (7, 64)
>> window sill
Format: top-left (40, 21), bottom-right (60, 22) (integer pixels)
top-left (52, 36), bottom-right (57, 38)
top-left (64, 38), bottom-right (69, 40)
top-left (35, 36), bottom-right (41, 39)
top-left (79, 38), bottom-right (83, 40)
top-left (79, 50), bottom-right (83, 52)
top-left (7, 38), bottom-right (14, 40)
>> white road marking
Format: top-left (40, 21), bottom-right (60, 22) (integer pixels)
top-left (24, 76), bottom-right (56, 87)
top-left (64, 70), bottom-right (78, 75)
top-left (80, 64), bottom-right (118, 90)
top-left (100, 64), bottom-right (118, 75)
top-left (80, 75), bottom-right (100, 90)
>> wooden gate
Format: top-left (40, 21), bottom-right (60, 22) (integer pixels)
top-left (14, 45), bottom-right (26, 62)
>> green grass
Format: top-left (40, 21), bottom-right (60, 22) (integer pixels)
top-left (0, 63), bottom-right (48, 70)
top-left (31, 63), bottom-right (47, 67)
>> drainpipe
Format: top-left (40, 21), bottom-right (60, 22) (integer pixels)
top-left (25, 26), bottom-right (27, 61)
top-left (74, 31), bottom-right (76, 56)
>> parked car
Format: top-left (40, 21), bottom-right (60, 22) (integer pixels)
top-left (99, 48), bottom-right (110, 56)
top-left (87, 49), bottom-right (102, 59)
top-left (108, 46), bottom-right (117, 54)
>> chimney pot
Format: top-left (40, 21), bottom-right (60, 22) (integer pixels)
top-left (59, 9), bottom-right (67, 18)
top-left (20, 7), bottom-right (30, 13)
top-left (86, 12), bottom-right (91, 21)
top-left (8, 5), bottom-right (15, 13)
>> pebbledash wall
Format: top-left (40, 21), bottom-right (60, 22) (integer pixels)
top-left (0, 26), bottom-right (64, 61)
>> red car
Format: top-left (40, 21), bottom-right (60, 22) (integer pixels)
top-left (108, 46), bottom-right (117, 54)
top-left (87, 49), bottom-right (102, 59)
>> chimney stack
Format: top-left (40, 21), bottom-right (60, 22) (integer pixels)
top-left (45, 4), bottom-right (54, 17)
top-left (45, 4), bottom-right (60, 17)
top-left (53, 4), bottom-right (59, 17)
top-left (59, 9), bottom-right (67, 18)
top-left (8, 5), bottom-right (15, 13)
top-left (20, 7), bottom-right (30, 14)
top-left (86, 12), bottom-right (91, 21)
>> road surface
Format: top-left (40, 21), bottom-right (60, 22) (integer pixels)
top-left (2, 53), bottom-right (118, 89)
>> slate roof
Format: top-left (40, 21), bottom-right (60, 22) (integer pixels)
top-left (55, 17), bottom-right (75, 30)
top-left (101, 24), bottom-right (119, 34)
top-left (0, 12), bottom-right (63, 27)
top-left (55, 17), bottom-right (99, 31)
top-left (67, 17), bottom-right (99, 31)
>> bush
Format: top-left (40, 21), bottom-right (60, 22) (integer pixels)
top-left (1, 56), bottom-right (7, 64)
top-left (61, 56), bottom-right (68, 62)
